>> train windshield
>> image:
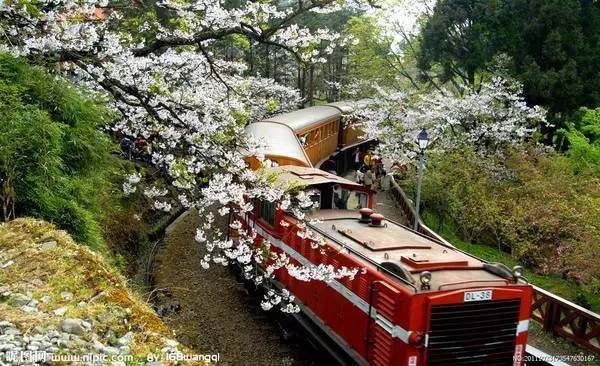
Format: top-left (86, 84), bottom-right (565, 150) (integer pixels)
top-left (332, 185), bottom-right (368, 210)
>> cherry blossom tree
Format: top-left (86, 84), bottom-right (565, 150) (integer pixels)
top-left (0, 0), bottom-right (373, 312)
top-left (352, 77), bottom-right (548, 163)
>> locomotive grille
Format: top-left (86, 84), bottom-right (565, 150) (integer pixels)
top-left (426, 299), bottom-right (521, 366)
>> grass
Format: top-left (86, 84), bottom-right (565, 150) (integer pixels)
top-left (422, 211), bottom-right (600, 313)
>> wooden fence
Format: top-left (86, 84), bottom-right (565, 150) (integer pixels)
top-left (388, 177), bottom-right (600, 354)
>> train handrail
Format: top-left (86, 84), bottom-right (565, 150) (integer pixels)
top-left (388, 175), bottom-right (600, 355)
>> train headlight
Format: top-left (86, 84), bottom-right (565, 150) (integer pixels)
top-left (408, 332), bottom-right (425, 348)
top-left (512, 266), bottom-right (524, 281)
top-left (419, 271), bottom-right (432, 290)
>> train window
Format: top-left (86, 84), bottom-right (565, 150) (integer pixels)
top-left (332, 186), bottom-right (368, 210)
top-left (306, 132), bottom-right (314, 146)
top-left (259, 200), bottom-right (276, 226)
top-left (306, 188), bottom-right (321, 210)
top-left (299, 134), bottom-right (307, 146)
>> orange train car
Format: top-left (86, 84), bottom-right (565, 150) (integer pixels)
top-left (244, 101), bottom-right (372, 170)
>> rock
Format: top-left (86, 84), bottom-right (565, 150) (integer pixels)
top-left (117, 331), bottom-right (133, 346)
top-left (28, 299), bottom-right (39, 307)
top-left (40, 295), bottom-right (52, 303)
top-left (103, 346), bottom-right (119, 355)
top-left (57, 339), bottom-right (70, 347)
top-left (0, 260), bottom-right (14, 268)
top-left (77, 301), bottom-right (86, 308)
top-left (164, 339), bottom-right (178, 348)
top-left (53, 307), bottom-right (67, 316)
top-left (119, 345), bottom-right (131, 355)
top-left (30, 278), bottom-right (44, 287)
top-left (4, 328), bottom-right (20, 336)
top-left (47, 346), bottom-right (59, 353)
top-left (26, 345), bottom-right (39, 351)
top-left (60, 319), bottom-right (86, 335)
top-left (0, 321), bottom-right (14, 328)
top-left (81, 321), bottom-right (91, 330)
top-left (92, 340), bottom-right (104, 352)
top-left (72, 337), bottom-right (88, 347)
top-left (10, 293), bottom-right (31, 307)
top-left (20, 305), bottom-right (37, 313)
top-left (60, 291), bottom-right (74, 300)
top-left (89, 291), bottom-right (108, 302)
top-left (39, 240), bottom-right (57, 250)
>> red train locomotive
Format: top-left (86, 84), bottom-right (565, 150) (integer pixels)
top-left (239, 104), bottom-right (533, 366)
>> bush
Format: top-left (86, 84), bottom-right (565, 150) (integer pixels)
top-left (0, 54), bottom-right (115, 249)
top-left (401, 146), bottom-right (600, 289)
top-left (556, 106), bottom-right (600, 175)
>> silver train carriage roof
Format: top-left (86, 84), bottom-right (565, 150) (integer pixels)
top-left (244, 100), bottom-right (371, 166)
top-left (262, 105), bottom-right (341, 133)
top-left (262, 100), bottom-right (372, 133)
top-left (244, 121), bottom-right (312, 167)
top-left (326, 99), bottom-right (372, 114)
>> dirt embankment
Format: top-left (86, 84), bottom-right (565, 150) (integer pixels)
top-left (0, 218), bottom-right (190, 365)
top-left (152, 210), bottom-right (324, 366)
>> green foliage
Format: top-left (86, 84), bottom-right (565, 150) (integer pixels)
top-left (556, 107), bottom-right (600, 174)
top-left (419, 0), bottom-right (600, 124)
top-left (418, 0), bottom-right (497, 87)
top-left (426, 213), bottom-right (600, 311)
top-left (344, 17), bottom-right (397, 93)
top-left (0, 54), bottom-right (115, 249)
top-left (265, 99), bottom-right (279, 114)
top-left (401, 146), bottom-right (600, 290)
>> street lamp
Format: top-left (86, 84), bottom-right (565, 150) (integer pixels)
top-left (414, 128), bottom-right (429, 230)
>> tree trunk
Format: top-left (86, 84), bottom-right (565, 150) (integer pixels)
top-left (264, 44), bottom-right (270, 78)
top-left (308, 64), bottom-right (314, 106)
top-left (273, 49), bottom-right (278, 83)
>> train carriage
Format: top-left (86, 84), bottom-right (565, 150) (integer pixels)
top-left (244, 121), bottom-right (312, 169)
top-left (263, 106), bottom-right (342, 166)
top-left (239, 104), bottom-right (533, 366)
top-left (327, 99), bottom-right (372, 148)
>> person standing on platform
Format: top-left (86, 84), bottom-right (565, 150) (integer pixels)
top-left (356, 165), bottom-right (365, 184)
top-left (364, 169), bottom-right (375, 191)
top-left (363, 150), bottom-right (373, 169)
top-left (381, 170), bottom-right (392, 190)
top-left (353, 149), bottom-right (361, 169)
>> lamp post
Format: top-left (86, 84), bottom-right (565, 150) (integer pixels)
top-left (414, 128), bottom-right (430, 230)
